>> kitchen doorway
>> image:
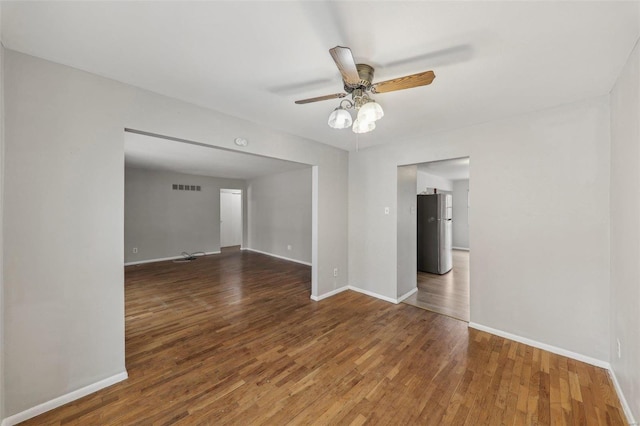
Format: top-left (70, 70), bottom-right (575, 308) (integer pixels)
top-left (405, 250), bottom-right (470, 321)
top-left (398, 157), bottom-right (470, 322)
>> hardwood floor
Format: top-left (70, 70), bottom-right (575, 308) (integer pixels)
top-left (404, 249), bottom-right (470, 322)
top-left (21, 251), bottom-right (627, 425)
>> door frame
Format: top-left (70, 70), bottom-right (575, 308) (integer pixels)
top-left (220, 188), bottom-right (243, 249)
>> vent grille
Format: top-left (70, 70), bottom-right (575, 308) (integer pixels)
top-left (172, 184), bottom-right (201, 192)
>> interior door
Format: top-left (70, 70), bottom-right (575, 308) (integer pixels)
top-left (220, 190), bottom-right (242, 247)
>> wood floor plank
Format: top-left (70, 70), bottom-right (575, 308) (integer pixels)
top-left (18, 250), bottom-right (628, 425)
top-left (403, 249), bottom-right (470, 322)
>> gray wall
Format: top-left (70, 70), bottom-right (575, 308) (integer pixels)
top-left (396, 165), bottom-right (417, 298)
top-left (350, 96), bottom-right (611, 363)
top-left (4, 50), bottom-right (127, 416)
top-left (247, 168), bottom-right (312, 264)
top-left (610, 37), bottom-right (640, 422)
top-left (3, 50), bottom-right (348, 418)
top-left (452, 179), bottom-right (470, 250)
top-left (5, 41), bottom-right (638, 423)
top-left (125, 167), bottom-right (245, 263)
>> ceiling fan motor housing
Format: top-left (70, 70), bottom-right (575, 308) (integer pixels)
top-left (345, 63), bottom-right (375, 92)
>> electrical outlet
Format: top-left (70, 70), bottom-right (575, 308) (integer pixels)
top-left (133, 247), bottom-right (138, 254)
top-left (287, 245), bottom-right (292, 251)
top-left (333, 268), bottom-right (338, 277)
top-left (617, 338), bottom-right (622, 359)
top-left (384, 207), bottom-right (390, 215)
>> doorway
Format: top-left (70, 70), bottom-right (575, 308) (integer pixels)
top-left (398, 157), bottom-right (470, 322)
top-left (124, 129), bottom-right (319, 297)
top-left (220, 189), bottom-right (243, 249)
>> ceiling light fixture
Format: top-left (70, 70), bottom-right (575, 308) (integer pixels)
top-left (358, 99), bottom-right (384, 122)
top-left (327, 104), bottom-right (353, 129)
top-left (234, 137), bottom-right (248, 147)
top-left (352, 118), bottom-right (376, 134)
top-left (297, 46), bottom-right (436, 136)
top-left (327, 91), bottom-right (383, 134)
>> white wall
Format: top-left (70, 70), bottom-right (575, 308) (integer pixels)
top-left (2, 50), bottom-right (348, 419)
top-left (350, 97), bottom-right (611, 362)
top-left (397, 165), bottom-right (417, 298)
top-left (416, 170), bottom-right (453, 194)
top-left (452, 179), bottom-right (470, 250)
top-left (247, 168), bottom-right (312, 264)
top-left (610, 37), bottom-right (640, 422)
top-left (124, 167), bottom-right (245, 263)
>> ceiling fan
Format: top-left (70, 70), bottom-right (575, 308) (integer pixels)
top-left (295, 46), bottom-right (436, 133)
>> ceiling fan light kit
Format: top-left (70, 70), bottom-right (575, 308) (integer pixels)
top-left (328, 105), bottom-right (353, 129)
top-left (296, 46), bottom-right (435, 135)
top-left (358, 100), bottom-right (384, 123)
top-left (327, 94), bottom-right (382, 134)
top-left (352, 118), bottom-right (376, 134)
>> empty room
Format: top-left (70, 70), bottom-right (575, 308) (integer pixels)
top-left (1, 1), bottom-right (639, 425)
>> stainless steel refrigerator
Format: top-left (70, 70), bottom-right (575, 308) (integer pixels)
top-left (417, 194), bottom-right (453, 274)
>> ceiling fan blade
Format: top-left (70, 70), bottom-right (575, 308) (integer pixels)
top-left (329, 46), bottom-right (361, 86)
top-left (295, 93), bottom-right (347, 104)
top-left (371, 70), bottom-right (436, 94)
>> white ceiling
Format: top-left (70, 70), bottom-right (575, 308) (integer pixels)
top-left (125, 132), bottom-right (309, 180)
top-left (2, 1), bottom-right (639, 152)
top-left (418, 157), bottom-right (470, 181)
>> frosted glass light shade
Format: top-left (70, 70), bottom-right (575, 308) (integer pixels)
top-left (328, 107), bottom-right (353, 129)
top-left (352, 118), bottom-right (376, 134)
top-left (357, 101), bottom-right (384, 123)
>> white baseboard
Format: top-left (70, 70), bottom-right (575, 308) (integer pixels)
top-left (310, 286), bottom-right (349, 301)
top-left (452, 247), bottom-right (470, 251)
top-left (243, 248), bottom-right (311, 266)
top-left (468, 322), bottom-right (609, 369)
top-left (396, 287), bottom-right (418, 303)
top-left (608, 367), bottom-right (638, 425)
top-left (124, 251), bottom-right (219, 266)
top-left (467, 323), bottom-right (637, 424)
top-left (315, 286), bottom-right (418, 305)
top-left (310, 285), bottom-right (403, 304)
top-left (347, 286), bottom-right (399, 304)
top-left (1, 371), bottom-right (128, 426)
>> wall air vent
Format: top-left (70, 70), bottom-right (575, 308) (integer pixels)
top-left (172, 184), bottom-right (201, 192)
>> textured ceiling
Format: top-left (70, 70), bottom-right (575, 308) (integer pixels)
top-left (2, 1), bottom-right (639, 152)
